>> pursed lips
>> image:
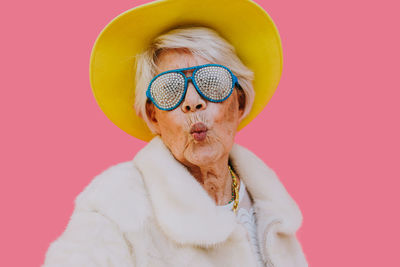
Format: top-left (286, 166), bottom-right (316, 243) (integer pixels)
top-left (190, 122), bottom-right (208, 141)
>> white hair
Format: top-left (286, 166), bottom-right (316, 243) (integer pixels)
top-left (134, 26), bottom-right (255, 133)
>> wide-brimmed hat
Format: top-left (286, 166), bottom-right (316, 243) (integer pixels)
top-left (90, 0), bottom-right (283, 141)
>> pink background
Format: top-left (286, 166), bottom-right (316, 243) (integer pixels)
top-left (1, 0), bottom-right (399, 266)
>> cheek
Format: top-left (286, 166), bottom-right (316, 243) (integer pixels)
top-left (157, 112), bottom-right (183, 135)
top-left (212, 99), bottom-right (240, 137)
top-left (155, 111), bottom-right (188, 155)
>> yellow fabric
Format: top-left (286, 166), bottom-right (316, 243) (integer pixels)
top-left (90, 0), bottom-right (283, 141)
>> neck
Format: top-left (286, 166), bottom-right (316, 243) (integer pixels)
top-left (184, 156), bottom-right (237, 205)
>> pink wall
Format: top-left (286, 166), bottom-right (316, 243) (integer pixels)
top-left (1, 0), bottom-right (399, 266)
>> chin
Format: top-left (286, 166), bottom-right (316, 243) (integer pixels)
top-left (183, 137), bottom-right (227, 166)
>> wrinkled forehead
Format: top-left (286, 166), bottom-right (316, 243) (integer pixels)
top-left (155, 49), bottom-right (211, 75)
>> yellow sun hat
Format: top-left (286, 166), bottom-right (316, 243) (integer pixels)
top-left (90, 0), bottom-right (283, 142)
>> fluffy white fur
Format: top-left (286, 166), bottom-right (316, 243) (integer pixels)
top-left (42, 137), bottom-right (308, 267)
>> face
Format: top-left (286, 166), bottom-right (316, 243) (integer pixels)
top-left (147, 49), bottom-right (244, 168)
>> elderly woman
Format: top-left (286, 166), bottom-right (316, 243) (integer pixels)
top-left (42, 0), bottom-right (307, 266)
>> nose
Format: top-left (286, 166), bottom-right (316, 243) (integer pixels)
top-left (181, 80), bottom-right (207, 113)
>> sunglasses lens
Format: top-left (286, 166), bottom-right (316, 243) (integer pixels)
top-left (194, 66), bottom-right (233, 101)
top-left (149, 72), bottom-right (186, 110)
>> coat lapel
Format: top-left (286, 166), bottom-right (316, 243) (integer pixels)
top-left (229, 144), bottom-right (303, 264)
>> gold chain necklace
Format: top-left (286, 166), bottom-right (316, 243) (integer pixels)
top-left (228, 165), bottom-right (239, 213)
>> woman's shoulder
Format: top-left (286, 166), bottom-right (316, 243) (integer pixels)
top-left (42, 161), bottom-right (150, 266)
top-left (73, 160), bottom-right (152, 232)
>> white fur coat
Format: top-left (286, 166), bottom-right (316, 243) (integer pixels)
top-left (42, 136), bottom-right (308, 267)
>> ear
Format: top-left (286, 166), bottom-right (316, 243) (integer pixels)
top-left (236, 86), bottom-right (246, 122)
top-left (145, 100), bottom-right (161, 133)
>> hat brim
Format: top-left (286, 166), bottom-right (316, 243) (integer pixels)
top-left (90, 0), bottom-right (283, 142)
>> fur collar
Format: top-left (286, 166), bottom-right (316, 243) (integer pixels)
top-left (132, 136), bottom-right (303, 248)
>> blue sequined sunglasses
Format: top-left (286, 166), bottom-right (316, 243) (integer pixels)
top-left (146, 64), bottom-right (240, 111)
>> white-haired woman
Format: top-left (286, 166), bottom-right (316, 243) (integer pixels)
top-left (42, 0), bottom-right (308, 266)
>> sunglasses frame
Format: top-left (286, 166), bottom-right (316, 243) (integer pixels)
top-left (146, 63), bottom-right (240, 111)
